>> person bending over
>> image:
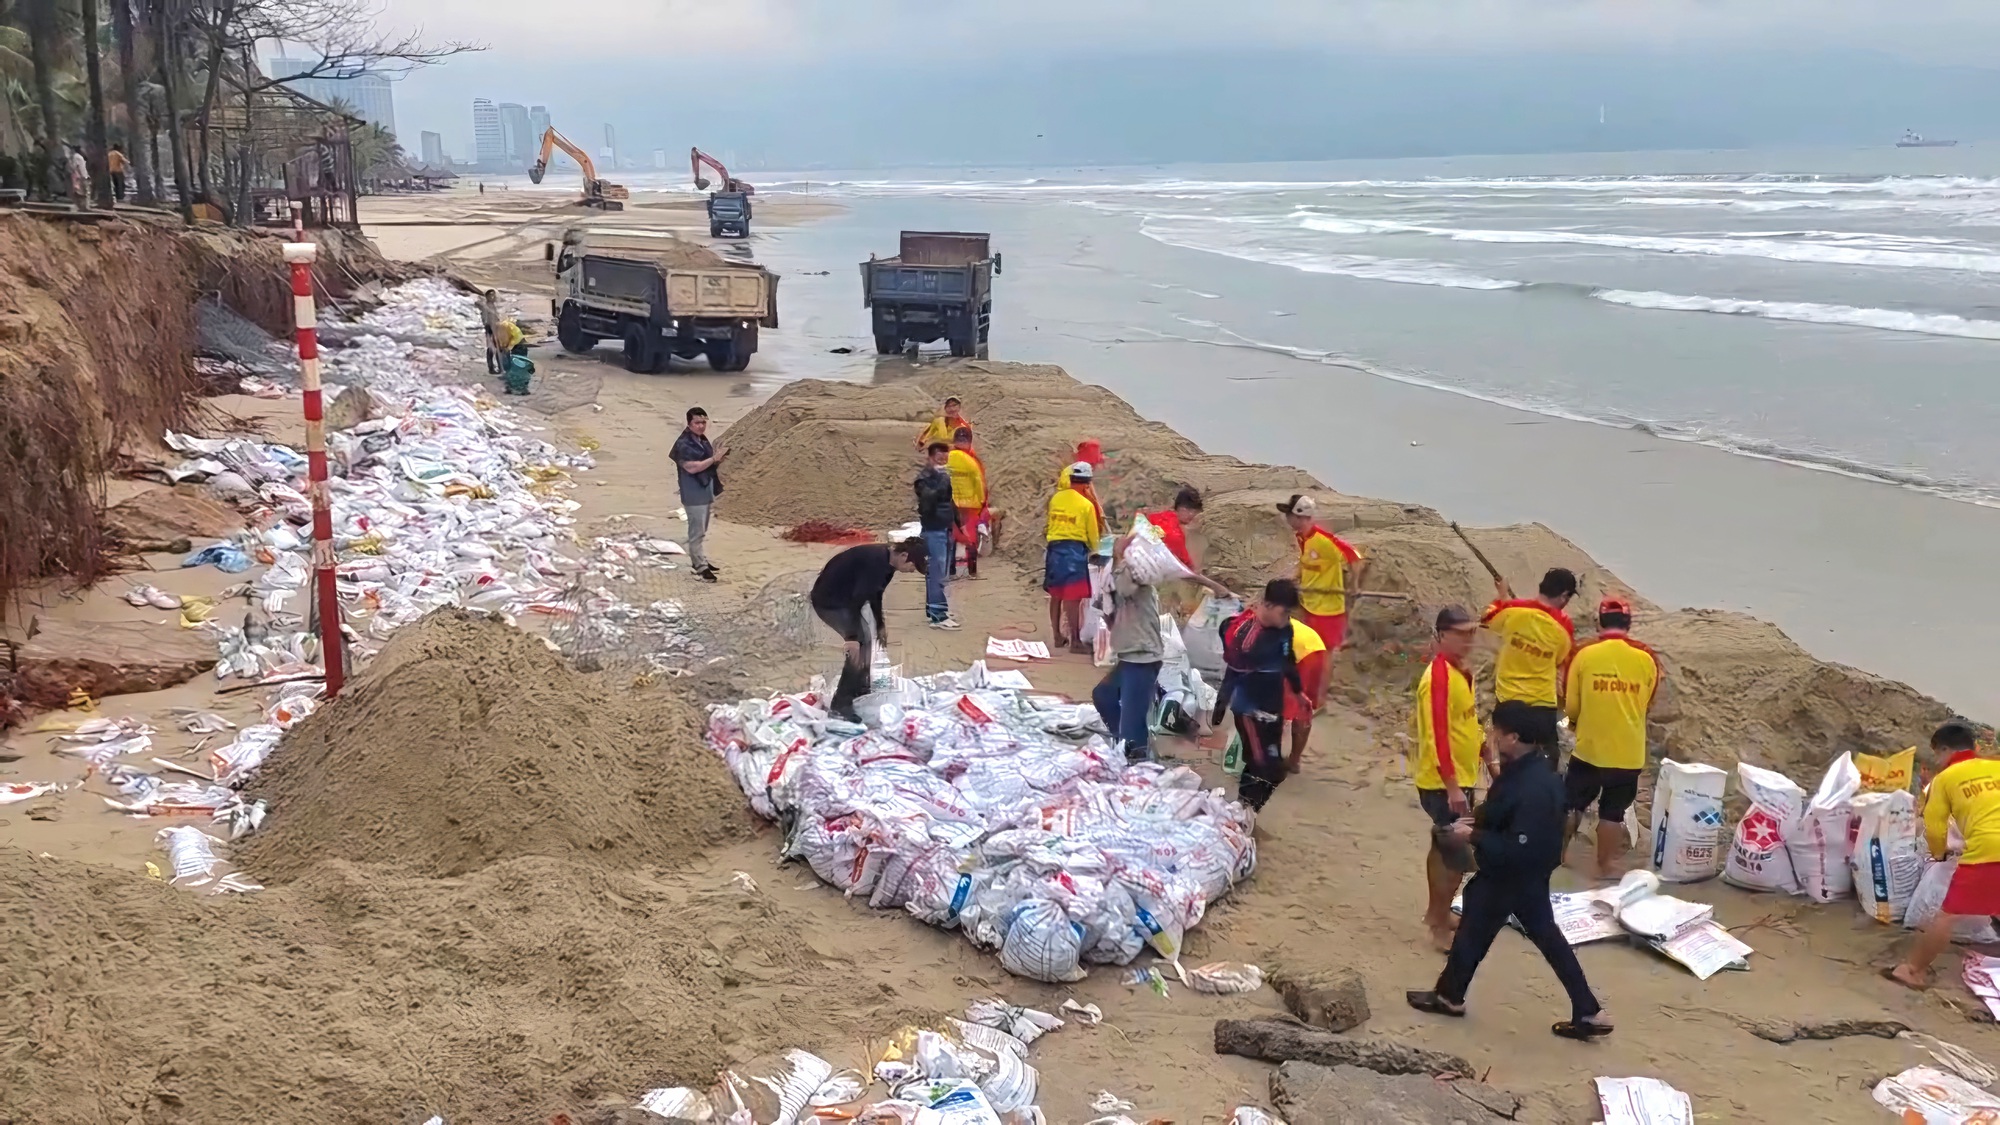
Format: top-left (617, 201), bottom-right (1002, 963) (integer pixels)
top-left (1212, 580), bottom-right (1304, 813)
top-left (1889, 721), bottom-right (2000, 990)
top-left (809, 539), bottom-right (927, 722)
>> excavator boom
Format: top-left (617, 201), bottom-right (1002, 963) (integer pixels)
top-left (530, 127), bottom-right (628, 209)
top-left (690, 147), bottom-right (755, 195)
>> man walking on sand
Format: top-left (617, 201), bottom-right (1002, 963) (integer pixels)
top-left (67, 144), bottom-right (90, 211)
top-left (1483, 568), bottom-right (1578, 759)
top-left (1279, 495), bottom-right (1364, 712)
top-left (811, 539), bottom-right (928, 723)
top-left (672, 407), bottom-right (726, 583)
top-left (1408, 701), bottom-right (1614, 1041)
top-left (107, 145), bottom-right (128, 203)
top-left (915, 442), bottom-right (962, 630)
top-left (1889, 722), bottom-right (2000, 991)
top-left (479, 289), bottom-right (502, 374)
top-left (1561, 597), bottom-right (1660, 879)
top-left (1412, 605), bottom-right (1484, 952)
top-left (915, 395), bottom-right (972, 450)
top-left (1044, 461), bottom-right (1102, 652)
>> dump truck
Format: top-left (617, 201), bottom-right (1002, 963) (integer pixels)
top-left (861, 231), bottom-right (1001, 357)
top-left (546, 230), bottom-right (779, 373)
top-left (692, 148), bottom-right (753, 238)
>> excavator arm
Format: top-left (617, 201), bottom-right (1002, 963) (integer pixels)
top-left (690, 147), bottom-right (755, 195)
top-left (529, 127), bottom-right (628, 209)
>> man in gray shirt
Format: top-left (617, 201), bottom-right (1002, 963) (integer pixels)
top-left (1090, 532), bottom-right (1171, 762)
top-left (671, 406), bottom-right (726, 582)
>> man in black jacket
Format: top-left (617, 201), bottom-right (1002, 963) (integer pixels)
top-left (1407, 700), bottom-right (1613, 1040)
top-left (810, 539), bottom-right (928, 721)
top-left (914, 442), bottom-right (961, 630)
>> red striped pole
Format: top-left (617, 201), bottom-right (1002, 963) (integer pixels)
top-left (283, 241), bottom-right (345, 697)
top-left (289, 200), bottom-right (304, 242)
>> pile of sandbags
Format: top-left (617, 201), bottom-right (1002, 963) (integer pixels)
top-left (708, 662), bottom-right (1257, 982)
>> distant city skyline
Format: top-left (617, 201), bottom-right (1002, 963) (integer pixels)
top-left (267, 57), bottom-right (397, 136)
top-left (419, 130), bottom-right (445, 167)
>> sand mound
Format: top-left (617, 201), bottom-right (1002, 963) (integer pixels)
top-left (239, 609), bottom-right (748, 882)
top-left (0, 846), bottom-right (946, 1125)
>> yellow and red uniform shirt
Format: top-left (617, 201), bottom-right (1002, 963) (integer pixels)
top-left (1481, 599), bottom-right (1575, 708)
top-left (1045, 487), bottom-right (1100, 545)
top-left (1924, 757), bottom-right (2000, 864)
top-left (918, 414), bottom-right (972, 448)
top-left (1410, 654), bottom-right (1481, 789)
top-left (1296, 525), bottom-right (1362, 617)
top-left (946, 448), bottom-right (986, 511)
top-left (1562, 632), bottom-right (1659, 771)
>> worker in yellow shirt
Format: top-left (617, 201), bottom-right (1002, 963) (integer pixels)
top-left (1482, 567), bottom-right (1577, 751)
top-left (1410, 604), bottom-right (1483, 952)
top-left (1890, 723), bottom-right (2000, 990)
top-left (1561, 597), bottom-right (1659, 879)
top-left (1278, 494), bottom-right (1365, 711)
top-left (946, 427), bottom-right (1002, 578)
top-left (914, 396), bottom-right (971, 450)
top-left (1283, 616), bottom-right (1328, 774)
top-left (1044, 461), bottom-right (1102, 653)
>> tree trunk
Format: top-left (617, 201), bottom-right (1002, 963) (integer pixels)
top-left (24, 0), bottom-right (62, 199)
top-left (81, 0), bottom-right (113, 207)
top-left (151, 0), bottom-right (193, 222)
top-left (111, 0), bottom-right (157, 204)
top-left (191, 0), bottom-right (232, 201)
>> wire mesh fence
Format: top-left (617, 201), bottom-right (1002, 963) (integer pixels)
top-left (543, 561), bottom-right (836, 686)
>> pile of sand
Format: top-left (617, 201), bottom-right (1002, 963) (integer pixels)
top-left (577, 230), bottom-right (731, 271)
top-left (239, 610), bottom-right (749, 882)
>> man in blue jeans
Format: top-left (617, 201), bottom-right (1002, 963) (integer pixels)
top-left (1091, 530), bottom-right (1221, 761)
top-left (914, 443), bottom-right (962, 630)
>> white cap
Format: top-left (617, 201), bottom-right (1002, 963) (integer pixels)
top-left (1277, 494), bottom-right (1316, 517)
top-left (1068, 461), bottom-right (1094, 480)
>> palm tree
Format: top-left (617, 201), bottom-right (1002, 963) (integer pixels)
top-left (109, 0), bottom-right (147, 201)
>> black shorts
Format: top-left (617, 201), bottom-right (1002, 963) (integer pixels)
top-left (1565, 759), bottom-right (1640, 822)
top-left (813, 603), bottom-right (866, 644)
top-left (1417, 786), bottom-right (1480, 827)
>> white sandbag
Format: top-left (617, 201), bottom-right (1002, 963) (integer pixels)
top-left (1906, 857), bottom-right (2000, 944)
top-left (1649, 760), bottom-right (1727, 883)
top-left (1790, 752), bottom-right (1860, 902)
top-left (1122, 514), bottom-right (1194, 585)
top-left (1853, 789), bottom-right (1926, 924)
top-left (1182, 594), bottom-right (1241, 678)
top-left (1874, 1066), bottom-right (2000, 1124)
top-left (1594, 1076), bottom-right (1693, 1125)
top-left (998, 898), bottom-right (1088, 983)
top-left (1723, 762), bottom-right (1806, 894)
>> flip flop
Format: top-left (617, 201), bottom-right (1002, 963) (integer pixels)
top-left (1405, 990), bottom-right (1466, 1018)
top-left (1881, 965), bottom-right (1929, 991)
top-left (1552, 1019), bottom-right (1614, 1041)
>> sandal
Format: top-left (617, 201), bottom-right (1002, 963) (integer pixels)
top-left (1881, 964), bottom-right (1929, 991)
top-left (1552, 1017), bottom-right (1614, 1041)
top-left (1405, 990), bottom-right (1466, 1018)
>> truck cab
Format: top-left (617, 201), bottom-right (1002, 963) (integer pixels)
top-left (708, 192), bottom-right (751, 238)
top-left (860, 232), bottom-right (1000, 358)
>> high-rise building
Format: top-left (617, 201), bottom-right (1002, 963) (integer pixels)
top-left (471, 99), bottom-right (506, 168)
top-left (528, 106), bottom-right (550, 150)
top-left (652, 149), bottom-right (668, 170)
top-left (267, 57), bottom-right (396, 134)
top-left (603, 124), bottom-right (617, 167)
top-left (498, 103), bottom-right (531, 166)
top-left (420, 131), bottom-right (445, 168)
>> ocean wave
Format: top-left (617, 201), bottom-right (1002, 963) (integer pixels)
top-left (1140, 217), bottom-right (1520, 290)
top-left (1590, 290), bottom-right (2000, 339)
top-left (1295, 214), bottom-right (2000, 273)
top-left (1139, 325), bottom-right (2000, 508)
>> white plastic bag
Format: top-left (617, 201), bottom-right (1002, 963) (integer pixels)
top-left (1853, 790), bottom-right (1926, 924)
top-left (1594, 1076), bottom-right (1693, 1125)
top-left (998, 899), bottom-right (1088, 983)
top-left (1874, 1066), bottom-right (2000, 1123)
top-left (1790, 752), bottom-right (1860, 902)
top-left (1649, 760), bottom-right (1727, 883)
top-left (1182, 594), bottom-right (1241, 678)
top-left (1906, 857), bottom-right (2000, 944)
top-left (1122, 514), bottom-right (1194, 586)
top-left (1723, 763), bottom-right (1805, 894)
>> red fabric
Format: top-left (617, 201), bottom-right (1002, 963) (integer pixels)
top-left (1047, 579), bottom-right (1090, 600)
top-left (954, 506), bottom-right (987, 546)
top-left (1075, 439), bottom-right (1104, 466)
top-left (1429, 654), bottom-right (1458, 785)
top-left (1285, 651), bottom-right (1329, 720)
top-left (1943, 860), bottom-right (2000, 916)
top-left (1299, 610), bottom-right (1347, 651)
top-left (1145, 509), bottom-right (1192, 567)
top-left (1299, 523), bottom-right (1362, 564)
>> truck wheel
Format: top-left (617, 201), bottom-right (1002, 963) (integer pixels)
top-left (623, 325), bottom-right (657, 373)
top-left (557, 307), bottom-right (592, 354)
top-left (710, 224), bottom-right (723, 238)
top-left (947, 332), bottom-right (975, 358)
top-left (705, 339), bottom-right (744, 372)
top-left (875, 334), bottom-right (902, 355)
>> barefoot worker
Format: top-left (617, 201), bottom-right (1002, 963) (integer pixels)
top-left (947, 427), bottom-right (998, 579)
top-left (1561, 597), bottom-right (1660, 879)
top-left (1278, 495), bottom-right (1364, 711)
top-left (1408, 701), bottom-right (1613, 1040)
top-left (1482, 568), bottom-right (1578, 755)
top-left (1889, 722), bottom-right (2000, 990)
top-left (1412, 604), bottom-right (1484, 952)
top-left (914, 395), bottom-right (971, 450)
top-left (1044, 461), bottom-right (1102, 652)
top-left (914, 443), bottom-right (962, 631)
top-left (1212, 580), bottom-right (1305, 813)
top-left (809, 540), bottom-right (928, 723)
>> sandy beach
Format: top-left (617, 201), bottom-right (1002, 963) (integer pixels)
top-left (1, 183), bottom-right (1994, 1123)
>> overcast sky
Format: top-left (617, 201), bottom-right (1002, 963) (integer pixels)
top-left (358, 0), bottom-right (2000, 166)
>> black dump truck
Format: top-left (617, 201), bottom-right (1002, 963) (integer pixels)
top-left (860, 231), bottom-right (1001, 357)
top-left (707, 192), bottom-right (751, 238)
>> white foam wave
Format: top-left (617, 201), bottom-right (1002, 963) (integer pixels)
top-left (1296, 215), bottom-right (2000, 273)
top-left (1141, 217), bottom-right (1520, 290)
top-left (1592, 290), bottom-right (2000, 339)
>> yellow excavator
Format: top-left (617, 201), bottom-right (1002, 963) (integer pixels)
top-left (527, 127), bottom-right (630, 210)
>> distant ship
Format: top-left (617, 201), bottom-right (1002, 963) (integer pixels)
top-left (1898, 130), bottom-right (1959, 148)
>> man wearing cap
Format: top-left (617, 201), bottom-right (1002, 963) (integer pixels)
top-left (1482, 569), bottom-right (1578, 758)
top-left (1280, 495), bottom-right (1365, 711)
top-left (946, 427), bottom-right (999, 579)
top-left (914, 396), bottom-right (971, 450)
top-left (1561, 597), bottom-right (1659, 879)
top-left (1411, 604), bottom-right (1484, 952)
top-left (1045, 461), bottom-right (1102, 652)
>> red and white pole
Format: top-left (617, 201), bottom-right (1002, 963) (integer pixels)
top-left (282, 241), bottom-right (345, 697)
top-left (289, 199), bottom-right (304, 242)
